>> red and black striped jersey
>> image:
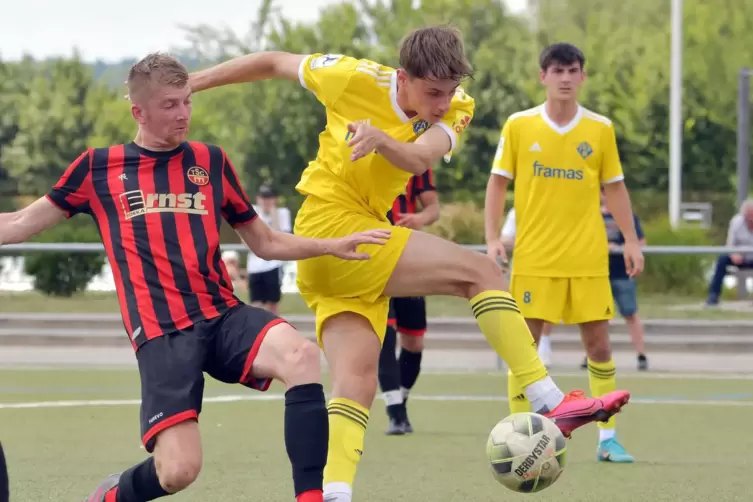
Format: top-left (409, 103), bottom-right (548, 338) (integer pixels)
top-left (387, 168), bottom-right (436, 224)
top-left (46, 142), bottom-right (257, 349)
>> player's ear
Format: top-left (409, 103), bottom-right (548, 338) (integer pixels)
top-left (539, 69), bottom-right (547, 84)
top-left (131, 104), bottom-right (146, 125)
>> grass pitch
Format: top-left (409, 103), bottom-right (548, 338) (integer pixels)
top-left (2, 370), bottom-right (752, 501)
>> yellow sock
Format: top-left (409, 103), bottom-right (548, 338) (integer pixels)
top-left (323, 397), bottom-right (369, 492)
top-left (587, 358), bottom-right (617, 429)
top-left (507, 369), bottom-right (532, 414)
top-left (470, 290), bottom-right (548, 388)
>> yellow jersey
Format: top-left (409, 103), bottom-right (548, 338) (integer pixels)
top-left (491, 104), bottom-right (624, 277)
top-left (296, 53), bottom-right (475, 219)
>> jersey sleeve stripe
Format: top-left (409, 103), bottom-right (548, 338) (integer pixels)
top-left (298, 56), bottom-right (309, 90)
top-left (603, 174), bottom-right (625, 184)
top-left (434, 122), bottom-right (457, 152)
top-left (491, 167), bottom-right (514, 179)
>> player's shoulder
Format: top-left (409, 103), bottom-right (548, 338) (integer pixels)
top-left (307, 53), bottom-right (391, 76)
top-left (186, 141), bottom-right (226, 157)
top-left (580, 106), bottom-right (614, 128)
top-left (506, 105), bottom-right (544, 127)
top-left (450, 86), bottom-right (475, 112)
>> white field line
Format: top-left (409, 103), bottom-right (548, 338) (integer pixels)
top-left (3, 393), bottom-right (753, 410)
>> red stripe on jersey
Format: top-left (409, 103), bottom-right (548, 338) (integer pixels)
top-left (88, 147), bottom-right (135, 350)
top-left (168, 146), bottom-right (222, 319)
top-left (139, 155), bottom-right (190, 326)
top-left (189, 143), bottom-right (235, 309)
top-left (111, 152), bottom-right (161, 339)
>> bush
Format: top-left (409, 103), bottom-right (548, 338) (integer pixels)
top-left (425, 201), bottom-right (485, 244)
top-left (23, 218), bottom-right (105, 297)
top-left (639, 217), bottom-right (714, 296)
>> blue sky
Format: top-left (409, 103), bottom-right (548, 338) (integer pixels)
top-left (1, 0), bottom-right (527, 62)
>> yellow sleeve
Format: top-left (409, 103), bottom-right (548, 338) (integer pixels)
top-left (490, 119), bottom-right (515, 179)
top-left (435, 88), bottom-right (475, 162)
top-left (600, 123), bottom-right (625, 184)
top-left (297, 53), bottom-right (358, 107)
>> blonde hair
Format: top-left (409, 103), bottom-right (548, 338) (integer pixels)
top-left (127, 52), bottom-right (188, 102)
top-left (399, 26), bottom-right (473, 81)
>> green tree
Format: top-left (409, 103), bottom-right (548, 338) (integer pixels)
top-left (1, 56), bottom-right (102, 196)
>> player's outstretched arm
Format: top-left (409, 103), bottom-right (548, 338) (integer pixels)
top-left (189, 52), bottom-right (307, 92)
top-left (0, 197), bottom-right (66, 247)
top-left (236, 219), bottom-right (391, 262)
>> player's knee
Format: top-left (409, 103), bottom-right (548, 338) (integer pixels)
top-left (400, 334), bottom-right (424, 352)
top-left (156, 453), bottom-right (202, 493)
top-left (462, 252), bottom-right (506, 298)
top-left (278, 337), bottom-right (321, 387)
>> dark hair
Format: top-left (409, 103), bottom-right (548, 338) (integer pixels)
top-left (399, 26), bottom-right (474, 81)
top-left (539, 43), bottom-right (586, 71)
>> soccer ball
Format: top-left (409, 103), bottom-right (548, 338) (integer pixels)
top-left (486, 412), bottom-right (567, 493)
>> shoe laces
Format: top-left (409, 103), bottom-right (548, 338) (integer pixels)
top-left (562, 390), bottom-right (586, 402)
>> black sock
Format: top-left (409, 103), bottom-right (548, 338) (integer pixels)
top-left (0, 443), bottom-right (8, 502)
top-left (116, 457), bottom-right (170, 501)
top-left (285, 383), bottom-right (328, 497)
top-left (399, 348), bottom-right (423, 402)
top-left (378, 326), bottom-right (404, 421)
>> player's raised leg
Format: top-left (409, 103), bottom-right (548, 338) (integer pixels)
top-left (383, 230), bottom-right (631, 437)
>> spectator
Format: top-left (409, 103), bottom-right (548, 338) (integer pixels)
top-left (501, 209), bottom-right (555, 368)
top-left (247, 185), bottom-right (292, 314)
top-left (600, 187), bottom-right (648, 371)
top-left (221, 250), bottom-right (247, 296)
top-left (706, 199), bottom-right (753, 306)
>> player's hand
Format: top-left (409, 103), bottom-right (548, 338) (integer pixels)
top-left (623, 240), bottom-right (644, 277)
top-left (486, 238), bottom-right (509, 267)
top-left (327, 229), bottom-right (392, 260)
top-left (730, 253), bottom-right (744, 265)
top-left (347, 122), bottom-right (387, 161)
top-left (395, 213), bottom-right (425, 230)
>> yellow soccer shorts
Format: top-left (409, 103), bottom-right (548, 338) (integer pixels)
top-left (293, 196), bottom-right (413, 345)
top-left (510, 275), bottom-right (615, 325)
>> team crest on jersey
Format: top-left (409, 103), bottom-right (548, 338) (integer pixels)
top-left (413, 119), bottom-right (430, 135)
top-left (187, 166), bottom-right (209, 186)
top-left (310, 54), bottom-right (343, 70)
top-left (577, 141), bottom-right (593, 160)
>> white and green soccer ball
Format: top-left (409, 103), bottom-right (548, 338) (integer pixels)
top-left (486, 412), bottom-right (567, 493)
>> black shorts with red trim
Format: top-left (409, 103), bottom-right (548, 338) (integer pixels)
top-left (387, 297), bottom-right (427, 336)
top-left (136, 304), bottom-right (284, 453)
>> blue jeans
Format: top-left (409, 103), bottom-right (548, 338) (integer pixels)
top-left (610, 278), bottom-right (638, 317)
top-left (708, 255), bottom-right (753, 301)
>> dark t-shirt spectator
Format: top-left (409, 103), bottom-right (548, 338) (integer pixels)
top-left (603, 212), bottom-right (644, 279)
